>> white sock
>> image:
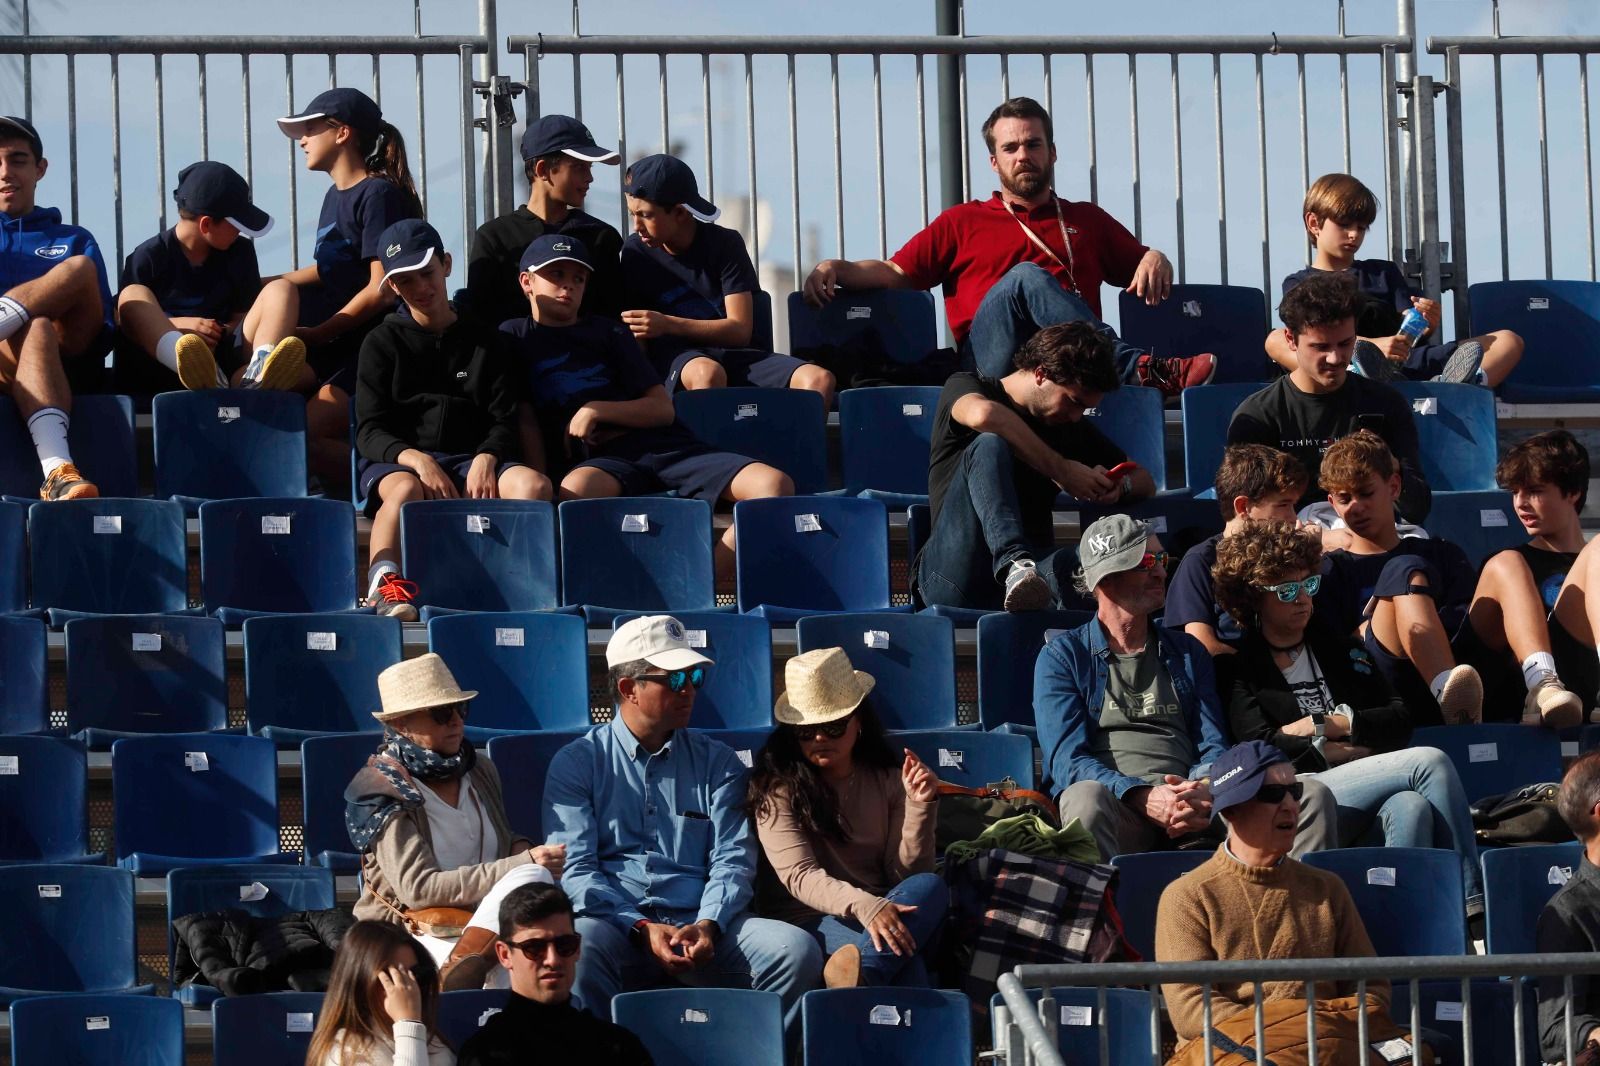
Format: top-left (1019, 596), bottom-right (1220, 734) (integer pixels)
top-left (26, 407), bottom-right (71, 476)
top-left (154, 330), bottom-right (183, 372)
top-left (1521, 652), bottom-right (1558, 689)
top-left (0, 296), bottom-right (31, 343)
top-left (1429, 669), bottom-right (1455, 701)
top-left (367, 561), bottom-right (399, 601)
top-left (241, 344), bottom-right (272, 383)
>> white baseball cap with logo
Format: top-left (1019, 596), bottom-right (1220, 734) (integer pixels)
top-left (606, 615), bottom-right (715, 671)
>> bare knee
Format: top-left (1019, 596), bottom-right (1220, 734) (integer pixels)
top-left (790, 364), bottom-right (836, 403)
top-left (377, 472), bottom-right (425, 506)
top-left (679, 357), bottom-right (726, 390)
top-left (728, 464), bottom-right (793, 501)
top-left (500, 466), bottom-right (553, 501)
top-left (560, 467), bottom-right (620, 500)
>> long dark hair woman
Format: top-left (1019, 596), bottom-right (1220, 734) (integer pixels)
top-left (305, 919), bottom-right (451, 1065)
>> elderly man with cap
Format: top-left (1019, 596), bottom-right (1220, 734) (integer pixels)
top-left (347, 653), bottom-right (566, 991)
top-left (543, 615), bottom-right (824, 1028)
top-left (1035, 514), bottom-right (1337, 861)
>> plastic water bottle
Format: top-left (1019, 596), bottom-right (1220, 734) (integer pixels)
top-left (1397, 307), bottom-right (1429, 348)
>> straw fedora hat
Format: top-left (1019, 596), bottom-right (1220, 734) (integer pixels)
top-left (773, 647), bottom-right (876, 726)
top-left (371, 653), bottom-right (479, 723)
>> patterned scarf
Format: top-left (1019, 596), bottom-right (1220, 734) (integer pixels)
top-left (344, 729), bottom-right (478, 853)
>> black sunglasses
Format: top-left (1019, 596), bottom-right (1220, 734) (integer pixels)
top-left (790, 714), bottom-right (854, 742)
top-left (504, 933), bottom-right (582, 960)
top-left (635, 666), bottom-right (707, 694)
top-left (428, 702), bottom-right (470, 726)
top-left (1253, 781), bottom-right (1305, 805)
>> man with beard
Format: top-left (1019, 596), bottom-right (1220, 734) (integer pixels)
top-left (801, 97), bottom-right (1215, 397)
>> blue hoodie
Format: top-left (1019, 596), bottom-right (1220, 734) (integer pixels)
top-left (0, 205), bottom-right (114, 330)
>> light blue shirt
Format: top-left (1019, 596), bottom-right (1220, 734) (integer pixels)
top-left (543, 717), bottom-right (755, 936)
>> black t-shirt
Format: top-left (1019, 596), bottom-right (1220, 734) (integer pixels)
top-left (1164, 532), bottom-right (1245, 647)
top-left (619, 223), bottom-right (761, 372)
top-left (466, 205), bottom-right (625, 326)
top-left (1315, 535), bottom-right (1476, 637)
top-left (457, 993), bottom-right (654, 1066)
top-left (1514, 543), bottom-right (1579, 614)
top-left (1282, 259), bottom-right (1418, 339)
top-left (927, 373), bottom-right (1125, 546)
top-left (299, 177), bottom-right (418, 325)
top-left (119, 227), bottom-right (261, 323)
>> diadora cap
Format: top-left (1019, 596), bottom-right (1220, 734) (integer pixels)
top-left (0, 115), bottom-right (42, 158)
top-left (520, 114), bottom-right (620, 164)
top-left (622, 154), bottom-right (719, 223)
top-left (1209, 740), bottom-right (1291, 813)
top-left (173, 161), bottom-right (272, 239)
top-left (277, 87), bottom-right (382, 140)
top-left (1077, 513), bottom-right (1153, 592)
top-left (519, 232), bottom-right (594, 274)
top-left (377, 218), bottom-right (446, 285)
top-left (606, 615), bottom-right (715, 671)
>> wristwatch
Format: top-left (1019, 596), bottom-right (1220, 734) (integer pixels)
top-left (1311, 710), bottom-right (1327, 738)
top-left (1119, 474), bottom-right (1134, 500)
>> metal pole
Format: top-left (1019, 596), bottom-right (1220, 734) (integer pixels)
top-left (480, 0), bottom-right (513, 219)
top-left (1413, 76), bottom-right (1442, 297)
top-left (935, 0), bottom-right (964, 210)
top-left (1396, 0), bottom-right (1419, 267)
top-left (1444, 48), bottom-right (1472, 337)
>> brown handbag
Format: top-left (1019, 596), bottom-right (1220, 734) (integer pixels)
top-left (1166, 995), bottom-right (1434, 1066)
top-left (372, 892), bottom-right (474, 939)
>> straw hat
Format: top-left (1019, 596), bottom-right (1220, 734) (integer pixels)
top-left (371, 653), bottom-right (478, 723)
top-left (773, 647), bottom-right (876, 726)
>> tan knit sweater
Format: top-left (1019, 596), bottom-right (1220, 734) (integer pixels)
top-left (1153, 844), bottom-right (1388, 1041)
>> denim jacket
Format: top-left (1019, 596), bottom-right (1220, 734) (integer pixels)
top-left (1034, 615), bottom-right (1229, 800)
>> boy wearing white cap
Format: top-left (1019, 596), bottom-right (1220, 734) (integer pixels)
top-left (543, 615), bottom-right (823, 1028)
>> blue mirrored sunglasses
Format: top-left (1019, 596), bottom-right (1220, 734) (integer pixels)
top-left (636, 665), bottom-right (708, 693)
top-left (1260, 574), bottom-right (1322, 603)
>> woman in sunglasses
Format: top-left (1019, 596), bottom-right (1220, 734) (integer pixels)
top-left (1212, 521), bottom-right (1484, 924)
top-left (747, 647), bottom-right (949, 988)
top-left (348, 654), bottom-right (566, 994)
top-left (306, 919), bottom-right (453, 1065)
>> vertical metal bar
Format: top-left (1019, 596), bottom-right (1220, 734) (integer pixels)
top-left (1537, 54), bottom-right (1553, 279)
top-left (702, 54), bottom-right (714, 206)
top-left (615, 54), bottom-right (627, 234)
top-left (287, 57), bottom-right (298, 267)
top-left (416, 0), bottom-right (429, 215)
top-left (1565, 976), bottom-right (1576, 1066)
top-left (1356, 981), bottom-right (1369, 1057)
top-left (1297, 55), bottom-right (1309, 199)
top-left (1382, 47), bottom-right (1402, 266)
top-left (1511, 976), bottom-right (1527, 1066)
top-left (1584, 56), bottom-right (1596, 281)
top-left (1256, 54), bottom-right (1269, 304)
top-left (745, 52), bottom-right (759, 272)
top-left (1149, 987), bottom-right (1163, 1066)
top-left (524, 42), bottom-right (539, 119)
top-left (658, 54), bottom-right (669, 154)
top-left (831, 54), bottom-right (844, 255)
top-left (327, 53), bottom-right (336, 90)
top-left (111, 54), bottom-right (124, 271)
top-left (1304, 984), bottom-right (1319, 1066)
top-left (1096, 985), bottom-right (1110, 1066)
top-left (1086, 57), bottom-right (1099, 203)
top-left (66, 55), bottom-right (78, 224)
top-left (1129, 55), bottom-right (1142, 236)
top-left (958, 44), bottom-right (970, 203)
top-left (935, 0), bottom-right (963, 211)
top-left (1253, 985), bottom-right (1266, 1066)
top-left (874, 53), bottom-right (886, 258)
top-left (20, 0), bottom-right (30, 120)
top-left (372, 53), bottom-right (381, 108)
top-left (199, 56), bottom-right (209, 161)
top-left (1493, 52), bottom-right (1509, 278)
top-left (1000, 53), bottom-right (1010, 101)
top-left (241, 56), bottom-right (252, 191)
top-left (1201, 986), bottom-right (1215, 1066)
top-left (916, 55), bottom-right (929, 228)
top-left (1397, 0), bottom-right (1418, 260)
top-left (155, 54), bottom-right (167, 233)
top-left (1213, 53), bottom-right (1228, 287)
top-left (1339, 47), bottom-right (1351, 171)
top-left (1460, 976), bottom-right (1474, 1066)
top-left (458, 45), bottom-right (477, 264)
top-left (788, 53), bottom-right (801, 293)
top-left (1410, 979), bottom-right (1423, 1065)
top-left (1413, 76), bottom-right (1442, 297)
top-left (1171, 54), bottom-right (1185, 283)
top-left (1444, 47), bottom-right (1473, 336)
top-left (570, 0), bottom-right (582, 122)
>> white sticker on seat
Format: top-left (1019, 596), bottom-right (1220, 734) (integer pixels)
top-left (864, 630), bottom-right (890, 649)
top-left (1550, 864), bottom-right (1574, 886)
top-left (735, 749), bottom-right (754, 769)
top-left (1182, 300), bottom-right (1203, 317)
top-left (682, 1008), bottom-right (710, 1023)
top-left (1528, 297), bottom-right (1551, 311)
top-left (1411, 397), bottom-right (1438, 416)
top-left (1060, 1005), bottom-right (1093, 1026)
top-left (240, 882), bottom-right (270, 902)
top-left (1467, 742), bottom-right (1499, 763)
top-left (466, 515), bottom-right (491, 533)
top-left (938, 748), bottom-right (965, 770)
top-left (1434, 1001), bottom-right (1463, 1022)
top-left (684, 629), bottom-right (708, 649)
top-left (795, 513), bottom-right (821, 533)
top-left (1479, 510), bottom-right (1508, 527)
top-left (217, 406), bottom-right (241, 422)
top-left (85, 1016), bottom-right (110, 1030)
top-left (132, 633), bottom-right (162, 652)
top-left (1366, 867), bottom-right (1397, 887)
top-left (37, 884), bottom-right (61, 898)
top-left (735, 403), bottom-right (759, 420)
top-left (286, 1012), bottom-right (314, 1033)
top-left (261, 515), bottom-right (292, 535)
top-left (621, 514), bottom-right (650, 533)
top-left (185, 751), bottom-right (210, 772)
top-left (1564, 741), bottom-right (1581, 757)
top-left (494, 628), bottom-right (524, 647)
top-left (92, 515), bottom-right (122, 534)
top-left (306, 632), bottom-right (337, 652)
top-left (0, 755), bottom-right (16, 775)
top-left (846, 306), bottom-right (872, 320)
top-left (901, 403), bottom-right (923, 416)
top-left (868, 1004), bottom-right (901, 1026)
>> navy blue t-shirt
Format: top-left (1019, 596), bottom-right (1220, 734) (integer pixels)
top-left (300, 177), bottom-right (419, 325)
top-left (619, 223), bottom-right (760, 372)
top-left (120, 228), bottom-right (260, 323)
top-left (1282, 259), bottom-right (1417, 340)
top-left (1164, 533), bottom-right (1245, 647)
top-left (1315, 535), bottom-right (1475, 637)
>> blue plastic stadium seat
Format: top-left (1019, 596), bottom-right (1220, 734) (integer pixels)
top-left (800, 988), bottom-right (972, 1066)
top-left (200, 498), bottom-right (359, 623)
top-left (1468, 280), bottom-right (1600, 402)
top-left (613, 988), bottom-right (784, 1066)
top-left (787, 288), bottom-right (938, 366)
top-left (1181, 383), bottom-right (1268, 492)
top-left (0, 614), bottom-right (47, 735)
top-left (10, 993), bottom-right (181, 1061)
top-left (612, 611), bottom-right (774, 730)
top-left (674, 387), bottom-right (828, 495)
top-left (896, 730), bottom-right (1033, 790)
top-left (1389, 978), bottom-right (1541, 1066)
top-left (65, 614), bottom-right (227, 747)
top-left (1482, 840), bottom-right (1584, 955)
top-left (437, 988), bottom-right (511, 1049)
top-left (1420, 490), bottom-right (1528, 568)
top-left (734, 496), bottom-right (899, 622)
top-left (1392, 381), bottom-right (1498, 491)
top-left (1117, 284), bottom-right (1271, 385)
top-left (700, 727), bottom-right (775, 771)
top-left (153, 388), bottom-right (307, 510)
top-left (1108, 851), bottom-right (1211, 960)
top-left (837, 386), bottom-right (943, 506)
top-left (400, 499), bottom-right (559, 614)
top-left (485, 730), bottom-right (588, 840)
top-left (906, 503), bottom-right (930, 566)
top-left (796, 612), bottom-right (957, 731)
top-left (1082, 385), bottom-right (1167, 491)
top-left (0, 865), bottom-right (148, 1002)
top-left (28, 497), bottom-right (188, 623)
top-left (558, 497), bottom-right (717, 624)
top-left (1303, 846), bottom-right (1468, 956)
top-left (976, 611), bottom-right (1093, 732)
top-left (987, 986), bottom-right (1159, 1065)
top-left (428, 611), bottom-right (592, 737)
top-left (111, 733), bottom-right (292, 875)
top-left (0, 394), bottom-right (139, 499)
top-left (244, 614), bottom-right (401, 744)
top-left (0, 735), bottom-right (102, 864)
top-left (1411, 723), bottom-right (1563, 804)
top-left (213, 991), bottom-right (327, 1066)
top-left (168, 866), bottom-right (335, 1006)
top-left (301, 732), bottom-right (385, 872)
top-left (0, 500), bottom-right (24, 614)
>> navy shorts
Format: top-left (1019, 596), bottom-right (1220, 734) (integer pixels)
top-left (356, 451), bottom-right (526, 516)
top-left (574, 440), bottom-right (758, 504)
top-left (1359, 554), bottom-right (1468, 726)
top-left (665, 347), bottom-right (809, 393)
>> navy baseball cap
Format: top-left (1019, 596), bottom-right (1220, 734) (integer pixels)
top-left (0, 115), bottom-right (42, 158)
top-left (622, 154), bottom-right (719, 223)
top-left (1209, 740), bottom-right (1291, 813)
top-left (173, 161), bottom-right (272, 239)
top-left (378, 219), bottom-right (446, 285)
top-left (519, 233), bottom-right (594, 274)
top-left (277, 88), bottom-right (382, 140)
top-left (520, 114), bottom-right (619, 164)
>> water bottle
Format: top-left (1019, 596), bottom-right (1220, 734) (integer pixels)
top-left (1397, 306), bottom-right (1429, 348)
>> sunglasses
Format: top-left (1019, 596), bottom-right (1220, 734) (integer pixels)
top-left (1253, 781), bottom-right (1305, 805)
top-left (428, 702), bottom-right (470, 726)
top-left (504, 933), bottom-right (582, 960)
top-left (1136, 551), bottom-right (1171, 571)
top-left (636, 665), bottom-right (707, 694)
top-left (1260, 575), bottom-right (1322, 603)
top-left (791, 714), bottom-right (854, 742)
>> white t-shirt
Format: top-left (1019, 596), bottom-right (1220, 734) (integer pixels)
top-left (420, 777), bottom-right (499, 871)
top-left (1279, 647), bottom-right (1335, 719)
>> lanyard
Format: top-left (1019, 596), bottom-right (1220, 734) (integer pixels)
top-left (1005, 193), bottom-right (1080, 296)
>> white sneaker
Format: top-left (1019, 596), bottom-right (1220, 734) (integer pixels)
top-left (1002, 559), bottom-right (1052, 613)
top-left (1522, 672), bottom-right (1583, 729)
top-left (1436, 665), bottom-right (1484, 725)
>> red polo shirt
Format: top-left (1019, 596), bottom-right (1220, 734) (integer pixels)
top-left (888, 192), bottom-right (1148, 343)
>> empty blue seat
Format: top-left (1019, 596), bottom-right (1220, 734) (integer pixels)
top-left (796, 613), bottom-right (957, 731)
top-left (0, 500), bottom-right (23, 614)
top-left (152, 388), bottom-right (307, 509)
top-left (1389, 977), bottom-right (1540, 1066)
top-left (301, 731), bottom-right (385, 872)
top-left (976, 611), bottom-right (1093, 732)
top-left (787, 288), bottom-right (938, 366)
top-left (400, 499), bottom-right (559, 613)
top-left (800, 987), bottom-right (972, 1066)
top-left (988, 986), bottom-right (1159, 1065)
top-left (558, 497), bottom-right (716, 624)
top-left (10, 993), bottom-right (181, 1063)
top-left (1181, 382), bottom-right (1267, 492)
top-left (1482, 840), bottom-right (1584, 955)
top-left (1108, 850), bottom-right (1211, 961)
top-left (613, 611), bottom-right (774, 730)
top-left (1412, 723), bottom-right (1563, 804)
top-left (1468, 280), bottom-right (1600, 402)
top-left (734, 496), bottom-right (896, 622)
top-left (1392, 381), bottom-right (1498, 491)
top-left (896, 730), bottom-right (1033, 790)
top-left (0, 394), bottom-right (139, 499)
top-left (0, 614), bottom-right (47, 734)
top-left (613, 988), bottom-right (784, 1066)
top-left (837, 386), bottom-right (942, 505)
top-left (111, 733), bottom-right (291, 875)
top-left (1303, 846), bottom-right (1468, 956)
top-left (1082, 385), bottom-right (1167, 491)
top-left (437, 988), bottom-right (511, 1049)
top-left (486, 730), bottom-right (588, 840)
top-left (428, 611), bottom-right (592, 736)
top-left (700, 727), bottom-right (775, 771)
top-left (212, 991), bottom-right (326, 1066)
top-left (1118, 284), bottom-right (1270, 385)
top-left (244, 614), bottom-right (400, 743)
top-left (1420, 490), bottom-right (1528, 568)
top-left (0, 865), bottom-right (146, 1002)
top-left (168, 866), bottom-right (336, 1006)
top-left (0, 735), bottom-right (101, 864)
top-left (65, 614), bottom-right (227, 747)
top-left (674, 387), bottom-right (828, 495)
top-left (200, 497), bottom-right (359, 622)
top-left (27, 497), bottom-right (188, 622)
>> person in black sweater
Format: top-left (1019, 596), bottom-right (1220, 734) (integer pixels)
top-left (1227, 270), bottom-right (1431, 524)
top-left (354, 219), bottom-right (552, 620)
top-left (1538, 751), bottom-right (1600, 1065)
top-left (458, 882), bottom-right (653, 1066)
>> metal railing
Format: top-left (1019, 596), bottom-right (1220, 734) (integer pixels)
top-left (994, 951), bottom-right (1600, 1066)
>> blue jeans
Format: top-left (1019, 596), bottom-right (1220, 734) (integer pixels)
top-left (1316, 746), bottom-right (1485, 907)
top-left (915, 432), bottom-right (1078, 611)
top-left (964, 263), bottom-right (1147, 381)
top-left (573, 912), bottom-right (824, 1033)
top-left (798, 872), bottom-right (948, 988)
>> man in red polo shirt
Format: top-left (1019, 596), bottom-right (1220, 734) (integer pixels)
top-left (803, 97), bottom-right (1214, 398)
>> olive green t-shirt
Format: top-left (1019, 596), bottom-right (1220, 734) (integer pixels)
top-left (1088, 643), bottom-right (1195, 785)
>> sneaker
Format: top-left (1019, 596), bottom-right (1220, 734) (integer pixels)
top-left (1436, 664), bottom-right (1484, 725)
top-left (1135, 353), bottom-right (1216, 398)
top-left (1522, 672), bottom-right (1583, 729)
top-left (1350, 339), bottom-right (1398, 382)
top-left (1002, 558), bottom-right (1052, 613)
top-left (369, 572), bottom-right (420, 622)
top-left (823, 943), bottom-right (862, 989)
top-left (1433, 340), bottom-right (1485, 385)
top-left (248, 336), bottom-right (308, 391)
top-left (174, 333), bottom-right (221, 391)
top-left (39, 462), bottom-right (98, 501)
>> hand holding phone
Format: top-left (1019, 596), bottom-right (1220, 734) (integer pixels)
top-left (1105, 461), bottom-right (1140, 481)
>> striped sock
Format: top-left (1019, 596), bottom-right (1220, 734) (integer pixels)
top-left (0, 296), bottom-right (31, 343)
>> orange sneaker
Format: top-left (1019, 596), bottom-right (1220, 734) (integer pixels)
top-left (40, 462), bottom-right (99, 501)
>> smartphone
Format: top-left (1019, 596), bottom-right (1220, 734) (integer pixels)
top-left (1105, 461), bottom-right (1140, 480)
